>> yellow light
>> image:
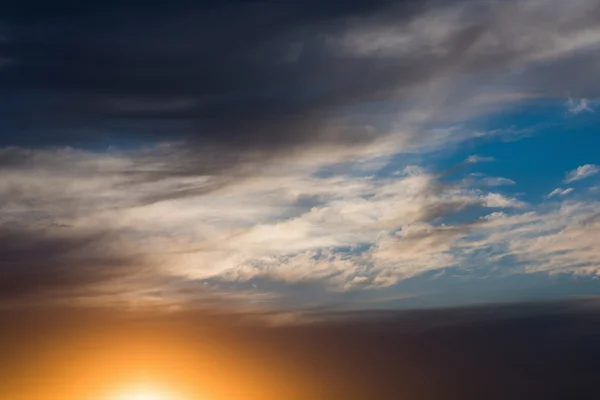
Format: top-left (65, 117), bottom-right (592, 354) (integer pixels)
top-left (104, 383), bottom-right (186, 400)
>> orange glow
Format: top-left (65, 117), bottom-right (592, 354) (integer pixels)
top-left (0, 309), bottom-right (314, 400)
top-left (8, 326), bottom-right (215, 400)
top-left (98, 382), bottom-right (188, 400)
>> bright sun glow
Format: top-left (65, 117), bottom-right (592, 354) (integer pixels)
top-left (107, 384), bottom-right (183, 400)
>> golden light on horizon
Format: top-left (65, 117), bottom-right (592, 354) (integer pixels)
top-left (1, 309), bottom-right (313, 400)
top-left (101, 382), bottom-right (188, 400)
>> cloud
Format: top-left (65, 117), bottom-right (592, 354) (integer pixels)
top-left (0, 226), bottom-right (154, 303)
top-left (0, 145), bottom-right (529, 306)
top-left (1, 0), bottom-right (600, 177)
top-left (2, 0), bottom-right (600, 310)
top-left (548, 187), bottom-right (574, 198)
top-left (466, 155), bottom-right (495, 164)
top-left (481, 177), bottom-right (516, 187)
top-left (2, 143), bottom-right (600, 309)
top-left (371, 222), bottom-right (474, 284)
top-left (485, 202), bottom-right (600, 275)
top-left (566, 98), bottom-right (594, 114)
top-left (564, 164), bottom-right (600, 183)
top-left (439, 201), bottom-right (600, 277)
top-left (480, 193), bottom-right (524, 208)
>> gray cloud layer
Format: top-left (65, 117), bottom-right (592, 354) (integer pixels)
top-left (0, 227), bottom-right (144, 301)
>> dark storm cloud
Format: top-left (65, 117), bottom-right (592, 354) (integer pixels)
top-left (0, 0), bottom-right (404, 149)
top-left (1, 0), bottom-right (598, 164)
top-left (0, 227), bottom-right (148, 301)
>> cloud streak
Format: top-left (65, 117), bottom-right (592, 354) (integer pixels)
top-left (564, 164), bottom-right (599, 183)
top-left (0, 226), bottom-right (152, 304)
top-left (548, 188), bottom-right (574, 198)
top-left (566, 98), bottom-right (594, 114)
top-left (0, 146), bottom-right (528, 307)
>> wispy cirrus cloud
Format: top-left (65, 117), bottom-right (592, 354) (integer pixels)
top-left (1, 145), bottom-right (598, 310)
top-left (564, 164), bottom-right (600, 183)
top-left (566, 98), bottom-right (594, 114)
top-left (481, 177), bottom-right (516, 187)
top-left (466, 155), bottom-right (495, 164)
top-left (548, 188), bottom-right (574, 198)
top-left (0, 145), bottom-right (527, 307)
top-left (469, 202), bottom-right (600, 275)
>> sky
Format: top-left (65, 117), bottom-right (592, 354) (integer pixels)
top-left (1, 0), bottom-right (600, 315)
top-left (4, 1), bottom-right (600, 399)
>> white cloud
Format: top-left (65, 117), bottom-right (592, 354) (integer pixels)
top-left (371, 222), bottom-right (467, 284)
top-left (4, 143), bottom-right (600, 310)
top-left (481, 193), bottom-right (524, 208)
top-left (367, 201), bottom-right (600, 284)
top-left (566, 98), bottom-right (594, 114)
top-left (336, 0), bottom-right (600, 64)
top-left (0, 145), bottom-right (528, 303)
top-left (481, 177), bottom-right (516, 187)
top-left (336, 0), bottom-right (600, 77)
top-left (564, 164), bottom-right (600, 183)
top-left (466, 155), bottom-right (495, 164)
top-left (548, 187), bottom-right (574, 198)
top-left (471, 202), bottom-right (600, 275)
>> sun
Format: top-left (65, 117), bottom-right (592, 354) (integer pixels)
top-left (113, 388), bottom-right (169, 400)
top-left (105, 383), bottom-right (184, 400)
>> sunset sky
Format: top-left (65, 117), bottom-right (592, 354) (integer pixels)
top-left (2, 0), bottom-right (600, 399)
